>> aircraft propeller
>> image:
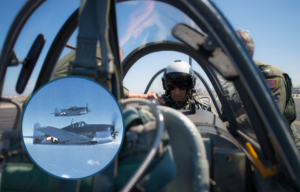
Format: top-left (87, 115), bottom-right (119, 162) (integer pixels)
top-left (111, 112), bottom-right (119, 140)
top-left (86, 102), bottom-right (91, 112)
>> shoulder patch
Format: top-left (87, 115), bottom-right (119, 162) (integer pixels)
top-left (266, 79), bottom-right (277, 89)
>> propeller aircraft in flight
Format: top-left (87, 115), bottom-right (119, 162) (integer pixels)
top-left (53, 103), bottom-right (91, 116)
top-left (23, 120), bottom-right (119, 145)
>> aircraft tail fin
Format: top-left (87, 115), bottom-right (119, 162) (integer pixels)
top-left (55, 108), bottom-right (60, 116)
top-left (33, 122), bottom-right (44, 144)
top-left (33, 122), bottom-right (43, 136)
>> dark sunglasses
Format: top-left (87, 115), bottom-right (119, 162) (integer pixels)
top-left (167, 84), bottom-right (187, 90)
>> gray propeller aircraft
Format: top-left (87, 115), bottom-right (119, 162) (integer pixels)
top-left (53, 103), bottom-right (91, 116)
top-left (23, 120), bottom-right (119, 145)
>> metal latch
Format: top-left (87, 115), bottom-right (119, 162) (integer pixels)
top-left (246, 142), bottom-right (277, 179)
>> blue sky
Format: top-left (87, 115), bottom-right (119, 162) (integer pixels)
top-left (1, 0), bottom-right (300, 96)
top-left (22, 77), bottom-right (123, 179)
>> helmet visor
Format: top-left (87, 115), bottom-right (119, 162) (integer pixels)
top-left (165, 73), bottom-right (193, 90)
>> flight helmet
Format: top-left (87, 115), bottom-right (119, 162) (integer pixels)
top-left (162, 60), bottom-right (196, 96)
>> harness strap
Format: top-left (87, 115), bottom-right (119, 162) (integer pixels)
top-left (69, 0), bottom-right (98, 77)
top-left (68, 0), bottom-right (114, 91)
top-left (68, 1), bottom-right (116, 191)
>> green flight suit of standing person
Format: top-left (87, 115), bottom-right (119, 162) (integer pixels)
top-left (220, 61), bottom-right (300, 151)
top-left (234, 29), bottom-right (300, 151)
top-left (255, 60), bottom-right (300, 151)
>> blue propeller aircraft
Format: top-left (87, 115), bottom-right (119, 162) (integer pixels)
top-left (23, 120), bottom-right (119, 145)
top-left (53, 103), bottom-right (91, 116)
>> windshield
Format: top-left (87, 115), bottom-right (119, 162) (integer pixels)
top-left (116, 1), bottom-right (202, 60)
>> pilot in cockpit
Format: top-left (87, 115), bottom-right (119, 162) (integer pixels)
top-left (125, 60), bottom-right (211, 111)
top-left (160, 60), bottom-right (210, 110)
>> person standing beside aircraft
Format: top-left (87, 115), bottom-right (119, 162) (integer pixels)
top-left (235, 29), bottom-right (300, 151)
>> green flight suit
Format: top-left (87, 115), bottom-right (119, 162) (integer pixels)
top-left (255, 60), bottom-right (300, 151)
top-left (123, 87), bottom-right (129, 99)
top-left (162, 94), bottom-right (211, 110)
top-left (50, 48), bottom-right (128, 97)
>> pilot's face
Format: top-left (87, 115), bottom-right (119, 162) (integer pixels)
top-left (170, 87), bottom-right (187, 102)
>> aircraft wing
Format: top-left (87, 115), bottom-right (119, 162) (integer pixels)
top-left (23, 135), bottom-right (45, 139)
top-left (74, 124), bottom-right (112, 133)
top-left (36, 127), bottom-right (91, 142)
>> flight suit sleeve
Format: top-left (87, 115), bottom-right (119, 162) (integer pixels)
top-left (256, 61), bottom-right (287, 113)
top-left (50, 50), bottom-right (76, 80)
top-left (123, 87), bottom-right (129, 99)
top-left (266, 71), bottom-right (300, 151)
